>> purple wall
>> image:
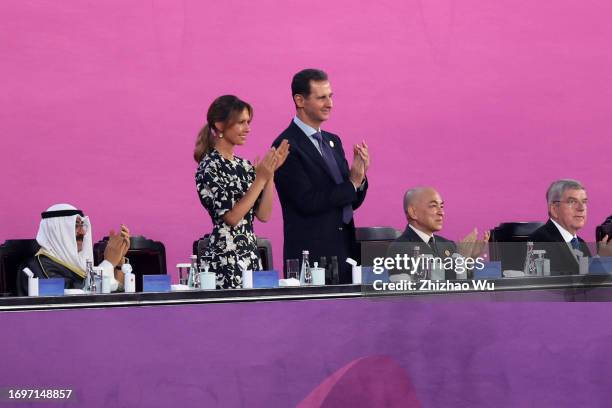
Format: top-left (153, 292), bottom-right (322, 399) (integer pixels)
top-left (1, 1), bottom-right (610, 275)
top-left (2, 297), bottom-right (612, 407)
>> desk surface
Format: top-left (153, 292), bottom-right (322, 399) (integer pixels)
top-left (2, 274), bottom-right (612, 311)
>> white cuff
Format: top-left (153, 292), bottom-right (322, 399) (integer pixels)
top-left (99, 260), bottom-right (119, 292)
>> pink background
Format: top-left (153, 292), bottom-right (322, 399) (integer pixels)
top-left (2, 0), bottom-right (610, 276)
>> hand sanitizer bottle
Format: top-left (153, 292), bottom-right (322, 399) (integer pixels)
top-left (122, 259), bottom-right (135, 293)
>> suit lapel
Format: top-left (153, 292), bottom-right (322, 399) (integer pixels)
top-left (544, 220), bottom-right (578, 266)
top-left (401, 226), bottom-right (429, 248)
top-left (402, 226), bottom-right (425, 243)
top-left (578, 238), bottom-right (591, 257)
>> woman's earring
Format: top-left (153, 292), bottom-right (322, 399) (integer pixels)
top-left (219, 132), bottom-right (224, 138)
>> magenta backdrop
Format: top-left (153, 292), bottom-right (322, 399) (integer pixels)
top-left (1, 1), bottom-right (610, 277)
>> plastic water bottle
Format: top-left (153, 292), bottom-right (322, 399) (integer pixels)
top-left (524, 242), bottom-right (537, 276)
top-left (300, 250), bottom-right (312, 285)
top-left (411, 245), bottom-right (421, 280)
top-left (188, 255), bottom-right (199, 288)
top-left (85, 260), bottom-right (96, 293)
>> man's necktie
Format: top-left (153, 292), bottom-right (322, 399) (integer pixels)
top-left (312, 132), bottom-right (353, 224)
top-left (428, 237), bottom-right (439, 257)
top-left (570, 237), bottom-right (580, 250)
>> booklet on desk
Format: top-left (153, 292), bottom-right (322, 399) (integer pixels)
top-left (361, 266), bottom-right (389, 284)
top-left (38, 278), bottom-right (65, 296)
top-left (142, 275), bottom-right (171, 292)
top-left (474, 262), bottom-right (502, 279)
top-left (253, 271), bottom-right (279, 288)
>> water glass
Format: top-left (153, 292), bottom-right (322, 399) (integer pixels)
top-left (286, 259), bottom-right (299, 280)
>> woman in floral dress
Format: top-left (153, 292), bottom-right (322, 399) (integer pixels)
top-left (194, 95), bottom-right (289, 288)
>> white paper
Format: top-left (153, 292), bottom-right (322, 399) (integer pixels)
top-left (171, 284), bottom-right (192, 291)
top-left (64, 289), bottom-right (85, 295)
top-left (28, 277), bottom-right (39, 296)
top-left (345, 257), bottom-right (358, 267)
top-left (22, 267), bottom-right (34, 278)
top-left (352, 265), bottom-right (362, 284)
top-left (279, 278), bottom-right (300, 287)
top-left (503, 270), bottom-right (525, 278)
top-left (242, 270), bottom-right (253, 289)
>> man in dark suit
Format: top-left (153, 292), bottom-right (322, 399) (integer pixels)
top-left (389, 187), bottom-right (489, 280)
top-left (528, 179), bottom-right (592, 275)
top-left (272, 69), bottom-right (369, 283)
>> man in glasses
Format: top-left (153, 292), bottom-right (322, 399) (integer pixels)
top-left (528, 179), bottom-right (596, 275)
top-left (20, 203), bottom-right (130, 293)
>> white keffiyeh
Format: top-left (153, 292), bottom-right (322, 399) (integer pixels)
top-left (36, 203), bottom-right (94, 276)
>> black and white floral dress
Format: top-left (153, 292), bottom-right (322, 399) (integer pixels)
top-left (196, 149), bottom-right (261, 289)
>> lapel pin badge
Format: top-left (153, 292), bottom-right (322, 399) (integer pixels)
top-left (444, 250), bottom-right (451, 257)
top-left (329, 140), bottom-right (334, 148)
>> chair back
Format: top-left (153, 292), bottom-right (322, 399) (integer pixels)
top-left (489, 222), bottom-right (544, 270)
top-left (195, 234), bottom-right (273, 270)
top-left (0, 239), bottom-right (40, 296)
top-left (94, 235), bottom-right (166, 292)
top-left (356, 227), bottom-right (401, 242)
top-left (355, 227), bottom-right (402, 267)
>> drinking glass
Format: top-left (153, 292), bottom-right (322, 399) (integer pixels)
top-left (286, 259), bottom-right (299, 280)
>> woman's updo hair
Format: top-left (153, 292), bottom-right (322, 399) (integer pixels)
top-left (194, 95), bottom-right (253, 163)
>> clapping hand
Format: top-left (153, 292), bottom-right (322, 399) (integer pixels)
top-left (353, 140), bottom-right (370, 173)
top-left (273, 139), bottom-right (290, 171)
top-left (599, 235), bottom-right (612, 257)
top-left (458, 228), bottom-right (489, 258)
top-left (254, 148), bottom-right (278, 182)
top-left (471, 229), bottom-right (490, 258)
top-left (119, 224), bottom-right (130, 247)
top-left (104, 225), bottom-right (131, 267)
top-left (350, 140), bottom-right (369, 188)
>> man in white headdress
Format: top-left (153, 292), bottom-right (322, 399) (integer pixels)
top-left (21, 203), bottom-right (130, 292)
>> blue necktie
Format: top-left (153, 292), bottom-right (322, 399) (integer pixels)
top-left (313, 132), bottom-right (353, 224)
top-left (570, 237), bottom-right (580, 250)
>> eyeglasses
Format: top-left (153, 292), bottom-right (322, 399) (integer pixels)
top-left (553, 199), bottom-right (588, 208)
top-left (75, 221), bottom-right (88, 231)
